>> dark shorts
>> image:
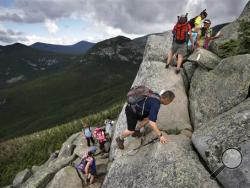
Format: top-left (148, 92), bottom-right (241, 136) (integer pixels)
top-left (171, 41), bottom-right (186, 56)
top-left (125, 105), bottom-right (148, 131)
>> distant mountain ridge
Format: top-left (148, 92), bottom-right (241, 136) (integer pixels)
top-left (31, 40), bottom-right (95, 55)
top-left (0, 43), bottom-right (78, 89)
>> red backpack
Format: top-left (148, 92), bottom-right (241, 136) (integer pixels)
top-left (173, 23), bottom-right (190, 44)
top-left (173, 14), bottom-right (190, 44)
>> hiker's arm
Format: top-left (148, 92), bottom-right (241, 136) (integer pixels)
top-left (196, 32), bottom-right (201, 47)
top-left (149, 121), bottom-right (161, 136)
top-left (149, 121), bottom-right (168, 143)
top-left (189, 32), bottom-right (194, 49)
top-left (210, 34), bottom-right (222, 41)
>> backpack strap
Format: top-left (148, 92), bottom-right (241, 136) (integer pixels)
top-left (136, 93), bottom-right (160, 116)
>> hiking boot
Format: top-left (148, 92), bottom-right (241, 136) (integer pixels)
top-left (116, 137), bottom-right (124, 149)
top-left (175, 69), bottom-right (180, 74)
top-left (132, 130), bottom-right (142, 137)
top-left (165, 63), bottom-right (170, 69)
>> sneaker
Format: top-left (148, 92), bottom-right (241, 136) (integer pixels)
top-left (175, 69), bottom-right (180, 74)
top-left (116, 137), bottom-right (124, 149)
top-left (165, 63), bottom-right (170, 69)
top-left (132, 130), bottom-right (142, 137)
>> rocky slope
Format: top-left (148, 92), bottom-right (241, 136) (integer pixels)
top-left (103, 2), bottom-right (250, 188)
top-left (5, 1), bottom-right (250, 188)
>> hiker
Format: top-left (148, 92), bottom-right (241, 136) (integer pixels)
top-left (81, 119), bottom-right (95, 147)
top-left (93, 128), bottom-right (107, 153)
top-left (189, 9), bottom-right (208, 47)
top-left (104, 117), bottom-right (113, 139)
top-left (166, 14), bottom-right (194, 74)
top-left (198, 19), bottom-right (222, 49)
top-left (187, 31), bottom-right (198, 54)
top-left (189, 9), bottom-right (208, 32)
top-left (116, 86), bottom-right (175, 150)
top-left (75, 146), bottom-right (97, 185)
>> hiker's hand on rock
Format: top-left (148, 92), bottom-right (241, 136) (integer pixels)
top-left (159, 135), bottom-right (168, 144)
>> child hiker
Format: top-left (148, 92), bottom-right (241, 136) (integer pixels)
top-left (75, 146), bottom-right (97, 185)
top-left (93, 127), bottom-right (107, 153)
top-left (81, 118), bottom-right (95, 147)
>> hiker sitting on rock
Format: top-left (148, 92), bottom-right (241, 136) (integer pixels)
top-left (116, 86), bottom-right (175, 150)
top-left (166, 14), bottom-right (194, 74)
top-left (81, 118), bottom-right (95, 147)
top-left (75, 146), bottom-right (97, 185)
top-left (198, 19), bottom-right (223, 49)
top-left (93, 127), bottom-right (107, 153)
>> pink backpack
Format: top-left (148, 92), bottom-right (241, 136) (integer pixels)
top-left (93, 128), bottom-right (106, 143)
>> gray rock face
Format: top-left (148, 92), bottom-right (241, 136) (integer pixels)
top-left (103, 135), bottom-right (219, 188)
top-left (183, 61), bottom-right (198, 83)
top-left (20, 155), bottom-right (76, 188)
top-left (57, 133), bottom-right (79, 158)
top-left (239, 0), bottom-right (250, 22)
top-left (143, 31), bottom-right (173, 62)
top-left (46, 166), bottom-right (82, 188)
top-left (210, 1), bottom-right (250, 56)
top-left (104, 31), bottom-right (221, 188)
top-left (192, 99), bottom-right (250, 188)
top-left (210, 21), bottom-right (240, 56)
top-left (189, 54), bottom-right (250, 129)
top-left (188, 48), bottom-right (221, 70)
top-left (13, 168), bottom-right (32, 187)
top-left (110, 32), bottom-right (192, 160)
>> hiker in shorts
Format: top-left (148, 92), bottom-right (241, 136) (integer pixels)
top-left (198, 19), bottom-right (222, 49)
top-left (81, 119), bottom-right (95, 147)
top-left (116, 88), bottom-right (175, 150)
top-left (166, 14), bottom-right (194, 74)
top-left (75, 146), bottom-right (97, 185)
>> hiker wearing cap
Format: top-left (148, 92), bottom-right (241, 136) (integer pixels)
top-left (116, 86), bottom-right (175, 150)
top-left (166, 14), bottom-right (194, 74)
top-left (75, 146), bottom-right (97, 185)
top-left (198, 19), bottom-right (223, 49)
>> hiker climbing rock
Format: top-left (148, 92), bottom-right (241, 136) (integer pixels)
top-left (166, 14), bottom-right (194, 74)
top-left (75, 146), bottom-right (97, 185)
top-left (81, 118), bottom-right (95, 147)
top-left (116, 86), bottom-right (175, 150)
top-left (198, 19), bottom-right (222, 49)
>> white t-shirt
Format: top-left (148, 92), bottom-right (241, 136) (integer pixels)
top-left (105, 120), bottom-right (113, 135)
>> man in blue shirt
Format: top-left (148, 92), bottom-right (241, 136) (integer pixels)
top-left (116, 90), bottom-right (175, 149)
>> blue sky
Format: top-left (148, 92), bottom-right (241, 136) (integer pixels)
top-left (0, 0), bottom-right (248, 45)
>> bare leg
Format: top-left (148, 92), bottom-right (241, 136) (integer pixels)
top-left (89, 175), bottom-right (94, 184)
top-left (166, 51), bottom-right (173, 65)
top-left (121, 130), bottom-right (134, 138)
top-left (176, 54), bottom-right (183, 70)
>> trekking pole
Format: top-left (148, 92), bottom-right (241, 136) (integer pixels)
top-left (118, 137), bottom-right (159, 158)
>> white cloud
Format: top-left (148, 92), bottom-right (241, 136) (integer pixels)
top-left (22, 34), bottom-right (80, 45)
top-left (44, 19), bottom-right (59, 34)
top-left (0, 0), bottom-right (248, 45)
